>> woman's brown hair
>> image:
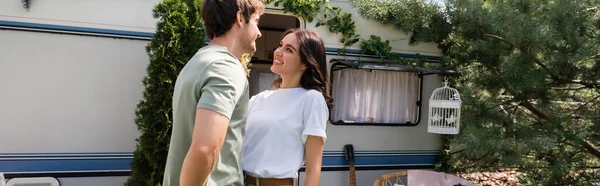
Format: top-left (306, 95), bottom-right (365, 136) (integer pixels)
top-left (271, 28), bottom-right (334, 112)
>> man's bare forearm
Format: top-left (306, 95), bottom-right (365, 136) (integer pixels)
top-left (180, 146), bottom-right (220, 186)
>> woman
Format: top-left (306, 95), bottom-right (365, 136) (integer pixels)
top-left (242, 28), bottom-right (333, 186)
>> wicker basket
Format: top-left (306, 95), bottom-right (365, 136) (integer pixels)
top-left (373, 171), bottom-right (408, 186)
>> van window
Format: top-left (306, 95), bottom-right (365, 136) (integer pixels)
top-left (330, 65), bottom-right (422, 126)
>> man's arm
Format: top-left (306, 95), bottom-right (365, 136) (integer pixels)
top-left (180, 108), bottom-right (230, 186)
top-left (178, 59), bottom-right (246, 186)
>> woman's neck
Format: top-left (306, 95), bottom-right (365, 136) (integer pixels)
top-left (280, 74), bottom-right (302, 89)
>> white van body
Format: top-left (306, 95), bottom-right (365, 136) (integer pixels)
top-left (0, 0), bottom-right (448, 185)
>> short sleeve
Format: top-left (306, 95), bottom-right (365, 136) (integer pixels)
top-left (196, 60), bottom-right (246, 119)
top-left (301, 91), bottom-right (329, 144)
top-left (248, 91), bottom-right (264, 112)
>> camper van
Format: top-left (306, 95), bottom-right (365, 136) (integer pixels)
top-left (0, 0), bottom-right (452, 185)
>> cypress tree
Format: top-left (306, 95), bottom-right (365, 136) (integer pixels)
top-left (125, 0), bottom-right (205, 185)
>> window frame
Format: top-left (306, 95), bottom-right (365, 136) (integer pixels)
top-left (328, 58), bottom-right (457, 127)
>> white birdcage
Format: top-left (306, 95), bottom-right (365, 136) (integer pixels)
top-left (427, 79), bottom-right (462, 134)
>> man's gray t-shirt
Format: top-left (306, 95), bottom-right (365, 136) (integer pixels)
top-left (163, 44), bottom-right (249, 186)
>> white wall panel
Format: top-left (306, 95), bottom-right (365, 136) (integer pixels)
top-left (0, 29), bottom-right (148, 153)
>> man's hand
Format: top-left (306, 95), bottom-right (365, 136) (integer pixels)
top-left (180, 108), bottom-right (230, 186)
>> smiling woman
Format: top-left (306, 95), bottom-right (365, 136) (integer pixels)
top-left (248, 12), bottom-right (301, 97)
top-left (242, 28), bottom-right (330, 186)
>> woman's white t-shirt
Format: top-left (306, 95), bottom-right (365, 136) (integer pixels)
top-left (242, 88), bottom-right (328, 179)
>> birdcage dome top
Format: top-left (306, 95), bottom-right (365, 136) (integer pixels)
top-left (430, 81), bottom-right (462, 102)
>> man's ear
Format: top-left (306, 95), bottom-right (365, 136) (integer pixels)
top-left (236, 11), bottom-right (244, 27)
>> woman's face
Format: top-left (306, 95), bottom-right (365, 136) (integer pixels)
top-left (270, 33), bottom-right (306, 77)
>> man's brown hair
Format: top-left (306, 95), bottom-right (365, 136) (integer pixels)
top-left (201, 0), bottom-right (265, 39)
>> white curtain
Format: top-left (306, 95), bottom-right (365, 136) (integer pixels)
top-left (331, 69), bottom-right (420, 124)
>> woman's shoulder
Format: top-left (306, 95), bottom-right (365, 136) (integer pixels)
top-left (302, 89), bottom-right (326, 104)
top-left (304, 89), bottom-right (323, 96)
top-left (257, 89), bottom-right (273, 96)
top-left (250, 89), bottom-right (274, 102)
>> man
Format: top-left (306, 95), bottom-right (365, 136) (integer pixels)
top-left (162, 0), bottom-right (264, 185)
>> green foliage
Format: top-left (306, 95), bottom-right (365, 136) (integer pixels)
top-left (316, 7), bottom-right (361, 48)
top-left (266, 0), bottom-right (433, 66)
top-left (353, 0), bottom-right (600, 184)
top-left (445, 0), bottom-right (600, 183)
top-left (125, 0), bottom-right (205, 185)
top-left (265, 0), bottom-right (361, 50)
top-left (359, 35), bottom-right (427, 66)
top-left (267, 0), bottom-right (328, 22)
top-left (350, 0), bottom-right (452, 44)
top-left (21, 0), bottom-right (31, 11)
